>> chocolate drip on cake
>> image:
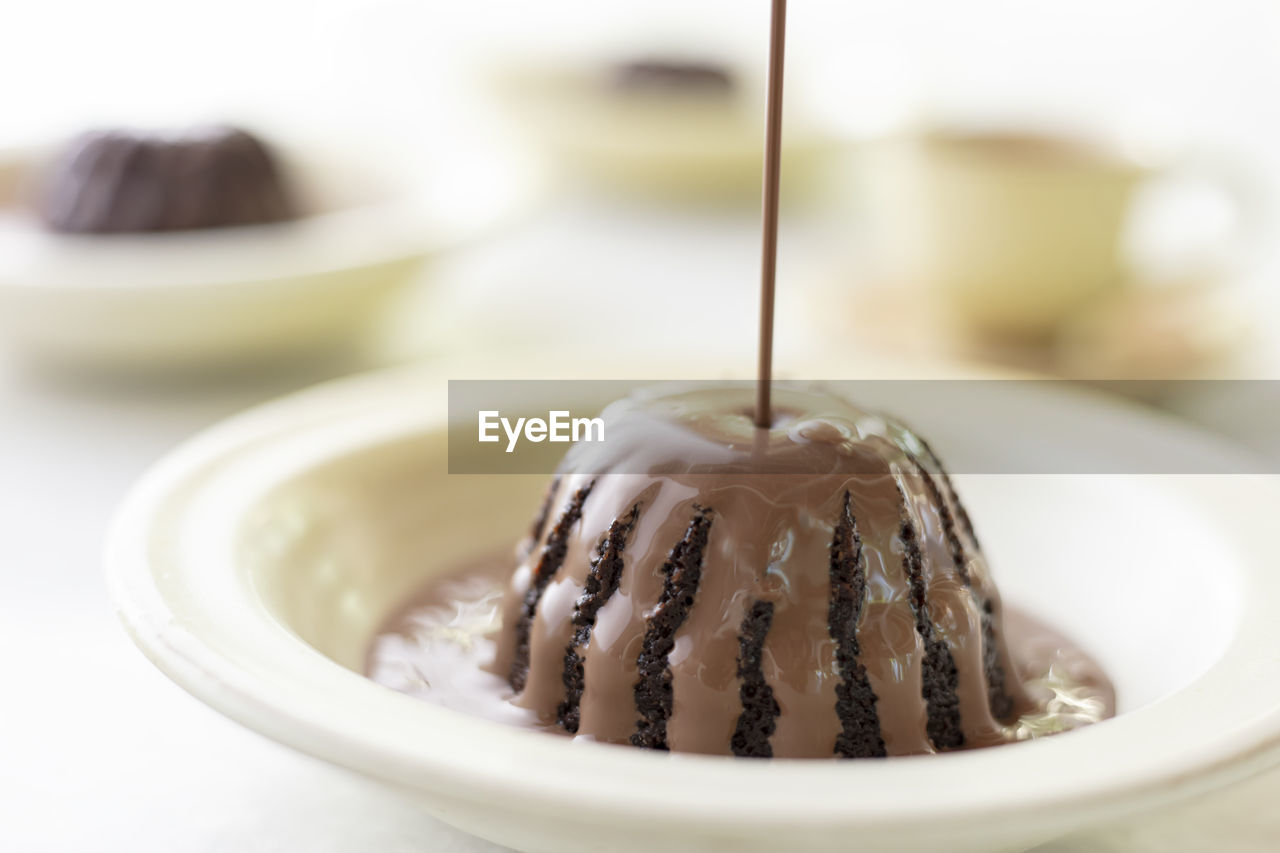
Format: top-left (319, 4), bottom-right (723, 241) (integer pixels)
top-left (916, 467), bottom-right (970, 586)
top-left (917, 460), bottom-right (1015, 722)
top-left (918, 439), bottom-right (980, 547)
top-left (897, 484), bottom-right (965, 750)
top-left (980, 600), bottom-right (1014, 721)
top-left (632, 508), bottom-right (714, 750)
top-left (828, 492), bottom-right (887, 758)
top-left (558, 505), bottom-right (641, 733)
top-left (508, 482), bottom-right (594, 693)
top-left (730, 600), bottom-right (780, 758)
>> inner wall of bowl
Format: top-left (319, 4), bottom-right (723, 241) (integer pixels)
top-left (959, 474), bottom-right (1243, 712)
top-left (238, 425), bottom-right (1242, 716)
top-left (239, 432), bottom-right (546, 671)
top-left (283, 148), bottom-right (402, 216)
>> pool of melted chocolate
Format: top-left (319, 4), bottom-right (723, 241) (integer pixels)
top-left (366, 551), bottom-right (1115, 753)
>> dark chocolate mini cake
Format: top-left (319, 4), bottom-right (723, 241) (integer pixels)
top-left (39, 125), bottom-right (297, 234)
top-left (493, 387), bottom-right (1032, 758)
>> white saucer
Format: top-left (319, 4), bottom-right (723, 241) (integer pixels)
top-left (489, 59), bottom-right (841, 204)
top-left (0, 139), bottom-right (532, 372)
top-left (106, 363), bottom-right (1280, 853)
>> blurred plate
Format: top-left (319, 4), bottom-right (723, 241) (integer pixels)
top-left (0, 136), bottom-right (534, 373)
top-left (490, 58), bottom-right (841, 204)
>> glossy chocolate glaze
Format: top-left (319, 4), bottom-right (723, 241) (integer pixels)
top-left (369, 387), bottom-right (1115, 758)
top-left (367, 558), bottom-right (1114, 750)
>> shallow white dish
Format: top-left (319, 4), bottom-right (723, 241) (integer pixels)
top-left (106, 364), bottom-right (1280, 853)
top-left (490, 58), bottom-right (840, 205)
top-left (0, 140), bottom-right (530, 372)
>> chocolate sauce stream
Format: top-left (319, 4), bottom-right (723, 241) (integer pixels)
top-left (755, 0), bottom-right (787, 429)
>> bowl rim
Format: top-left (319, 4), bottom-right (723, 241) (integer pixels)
top-left (105, 363), bottom-right (1280, 837)
top-left (0, 139), bottom-right (535, 292)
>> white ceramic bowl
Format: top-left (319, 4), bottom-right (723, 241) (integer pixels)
top-left (106, 365), bottom-right (1280, 853)
top-left (490, 59), bottom-right (839, 204)
top-left (0, 140), bottom-right (530, 372)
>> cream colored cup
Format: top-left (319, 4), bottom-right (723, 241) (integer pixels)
top-left (866, 130), bottom-right (1244, 340)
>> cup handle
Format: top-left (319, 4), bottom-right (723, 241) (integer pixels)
top-left (1128, 150), bottom-right (1269, 286)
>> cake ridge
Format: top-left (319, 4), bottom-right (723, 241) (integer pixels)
top-left (915, 462), bottom-right (1016, 722)
top-left (558, 504), bottom-right (641, 733)
top-left (981, 599), bottom-right (1015, 721)
top-left (730, 600), bottom-right (780, 758)
top-left (918, 438), bottom-right (980, 547)
top-left (829, 491), bottom-right (887, 758)
top-left (508, 481), bottom-right (594, 693)
top-left (897, 482), bottom-right (965, 750)
top-left (916, 466), bottom-right (972, 586)
top-left (632, 507), bottom-right (714, 750)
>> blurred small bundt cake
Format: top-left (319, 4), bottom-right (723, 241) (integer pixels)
top-left (40, 125), bottom-right (297, 234)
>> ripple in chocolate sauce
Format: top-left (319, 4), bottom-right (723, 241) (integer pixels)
top-left (366, 554), bottom-right (1115, 749)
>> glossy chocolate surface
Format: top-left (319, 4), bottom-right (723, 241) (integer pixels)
top-left (370, 388), bottom-right (1114, 758)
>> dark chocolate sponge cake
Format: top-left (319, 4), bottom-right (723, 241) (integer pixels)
top-left (493, 386), bottom-right (1031, 758)
top-left (40, 126), bottom-right (297, 234)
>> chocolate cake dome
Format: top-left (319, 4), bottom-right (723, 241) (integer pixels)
top-left (492, 385), bottom-right (1031, 758)
top-left (39, 125), bottom-right (297, 234)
